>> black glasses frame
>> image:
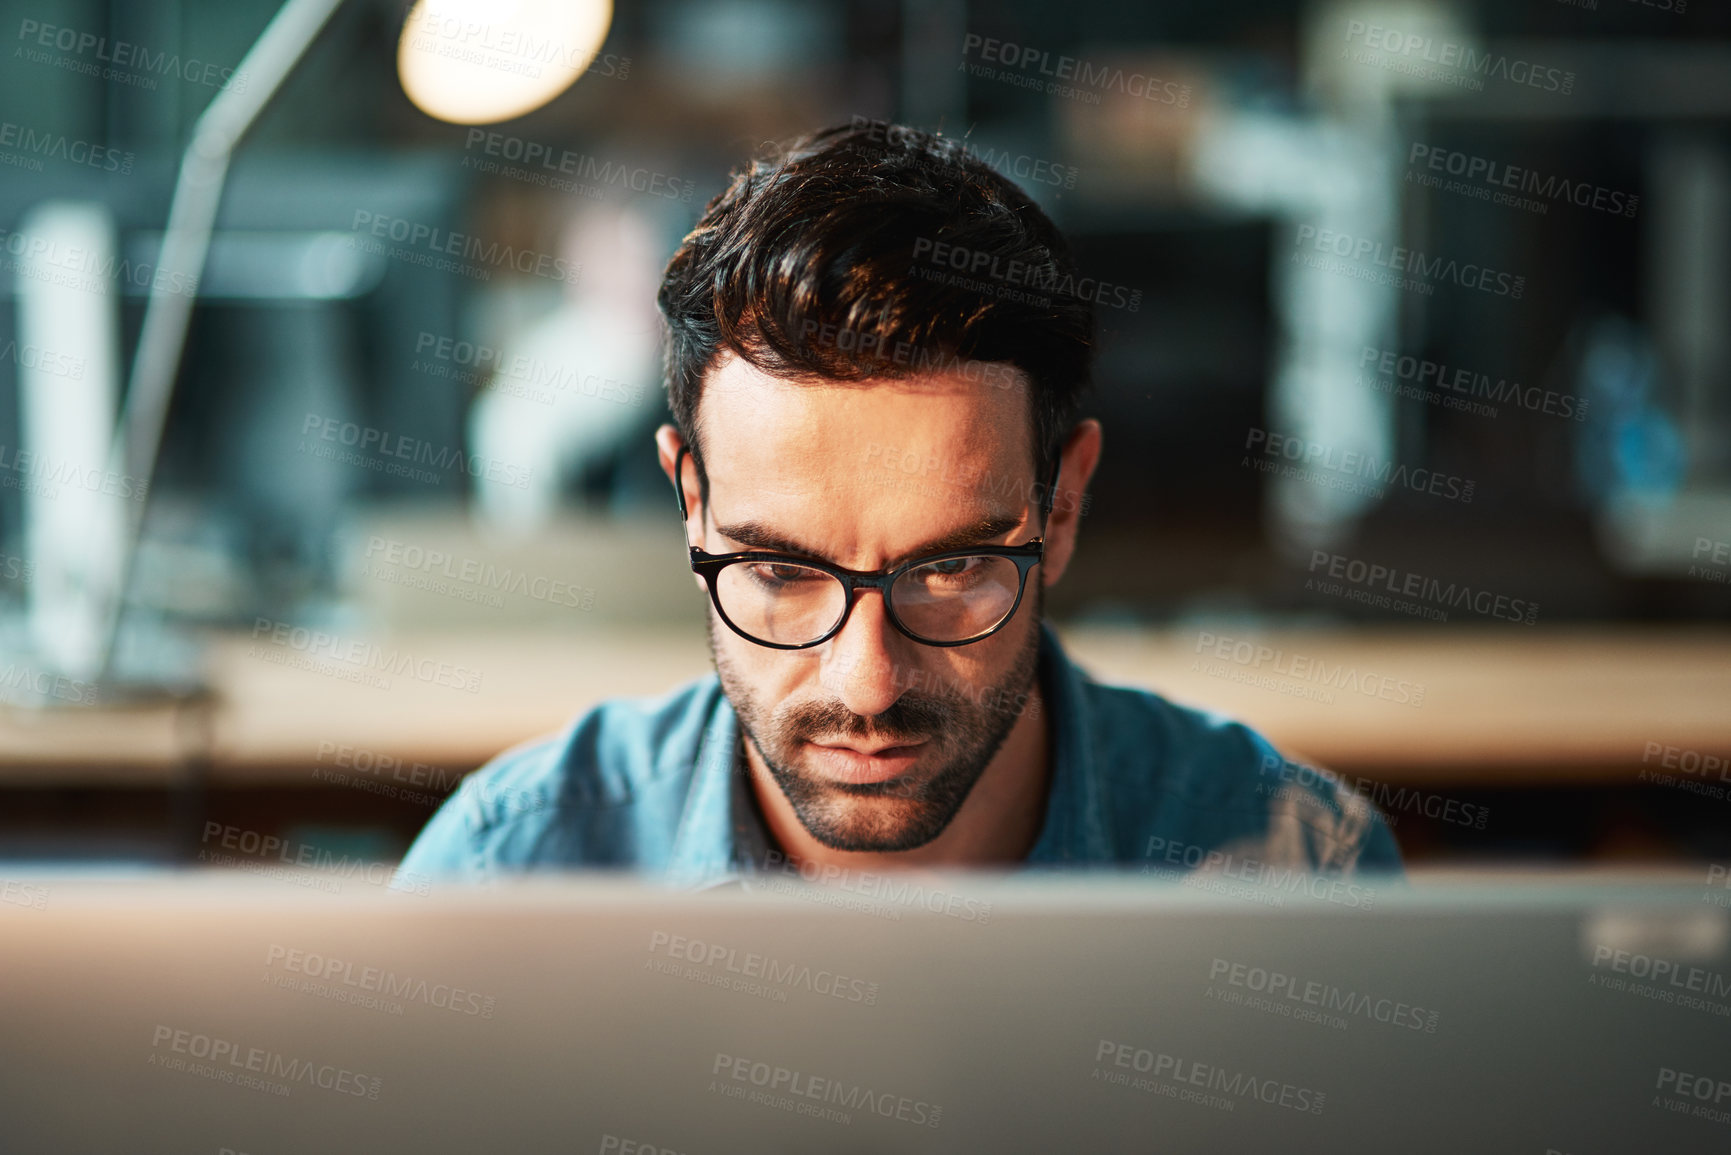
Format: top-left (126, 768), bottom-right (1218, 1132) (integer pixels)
top-left (670, 444), bottom-right (1061, 650)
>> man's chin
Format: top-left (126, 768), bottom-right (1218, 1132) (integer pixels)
top-left (792, 799), bottom-right (948, 853)
top-left (773, 758), bottom-right (951, 850)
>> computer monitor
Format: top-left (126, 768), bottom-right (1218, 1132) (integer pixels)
top-left (2, 872), bottom-right (1725, 1153)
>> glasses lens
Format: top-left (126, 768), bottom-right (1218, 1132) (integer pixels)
top-left (890, 555), bottom-right (1023, 643)
top-left (715, 560), bottom-right (848, 646)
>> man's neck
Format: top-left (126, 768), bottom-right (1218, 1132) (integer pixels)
top-left (744, 685), bottom-right (1052, 874)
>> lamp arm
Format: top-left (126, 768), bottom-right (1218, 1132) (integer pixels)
top-left (96, 0), bottom-right (347, 679)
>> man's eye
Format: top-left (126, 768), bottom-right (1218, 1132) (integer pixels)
top-left (751, 563), bottom-right (823, 585)
top-left (910, 557), bottom-right (983, 586)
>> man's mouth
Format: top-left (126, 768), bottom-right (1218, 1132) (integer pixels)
top-left (803, 738), bottom-right (929, 786)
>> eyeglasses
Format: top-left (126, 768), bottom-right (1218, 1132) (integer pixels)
top-left (670, 445), bottom-right (1060, 649)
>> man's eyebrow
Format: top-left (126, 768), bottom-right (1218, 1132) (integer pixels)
top-left (713, 513), bottom-right (1028, 566)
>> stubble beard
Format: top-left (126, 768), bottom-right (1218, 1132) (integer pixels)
top-left (709, 595), bottom-right (1043, 853)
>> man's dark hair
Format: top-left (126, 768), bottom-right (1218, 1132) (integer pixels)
top-left (656, 120), bottom-right (1095, 497)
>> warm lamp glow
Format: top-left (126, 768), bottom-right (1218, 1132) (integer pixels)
top-left (397, 0), bottom-right (613, 125)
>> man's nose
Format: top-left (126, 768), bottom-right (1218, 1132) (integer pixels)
top-left (820, 590), bottom-right (907, 718)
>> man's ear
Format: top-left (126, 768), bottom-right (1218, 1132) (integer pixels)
top-left (1038, 418), bottom-right (1102, 587)
top-left (655, 424), bottom-right (691, 519)
top-left (656, 424), bottom-right (708, 591)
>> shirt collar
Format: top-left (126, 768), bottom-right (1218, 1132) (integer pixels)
top-left (1023, 620), bottom-right (1114, 865)
top-left (663, 700), bottom-right (749, 890)
top-left (664, 622), bottom-right (1111, 887)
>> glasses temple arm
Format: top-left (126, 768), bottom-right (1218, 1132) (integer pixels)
top-left (671, 444), bottom-right (691, 522)
top-left (1040, 450), bottom-right (1064, 519)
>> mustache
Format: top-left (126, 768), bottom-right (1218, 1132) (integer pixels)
top-left (782, 693), bottom-right (952, 745)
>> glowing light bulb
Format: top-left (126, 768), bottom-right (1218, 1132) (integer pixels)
top-left (398, 0), bottom-right (613, 125)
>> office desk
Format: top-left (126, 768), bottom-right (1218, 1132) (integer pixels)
top-left (1, 626), bottom-right (1725, 787)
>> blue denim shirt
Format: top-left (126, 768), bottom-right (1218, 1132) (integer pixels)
top-left (396, 625), bottom-right (1402, 890)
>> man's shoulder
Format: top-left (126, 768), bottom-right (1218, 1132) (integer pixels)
top-left (471, 675), bottom-right (726, 823)
top-left (397, 674), bottom-right (727, 877)
top-left (1074, 674), bottom-right (1399, 873)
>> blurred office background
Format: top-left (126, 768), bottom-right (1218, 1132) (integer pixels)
top-left (0, 0), bottom-right (1727, 875)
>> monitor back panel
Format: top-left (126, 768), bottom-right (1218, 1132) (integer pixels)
top-left (2, 876), bottom-right (1726, 1154)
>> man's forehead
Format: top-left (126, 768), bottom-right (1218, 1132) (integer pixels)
top-left (695, 353), bottom-right (1036, 564)
top-left (697, 351), bottom-right (1032, 461)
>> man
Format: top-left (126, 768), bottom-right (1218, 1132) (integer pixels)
top-left (397, 121), bottom-right (1401, 890)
